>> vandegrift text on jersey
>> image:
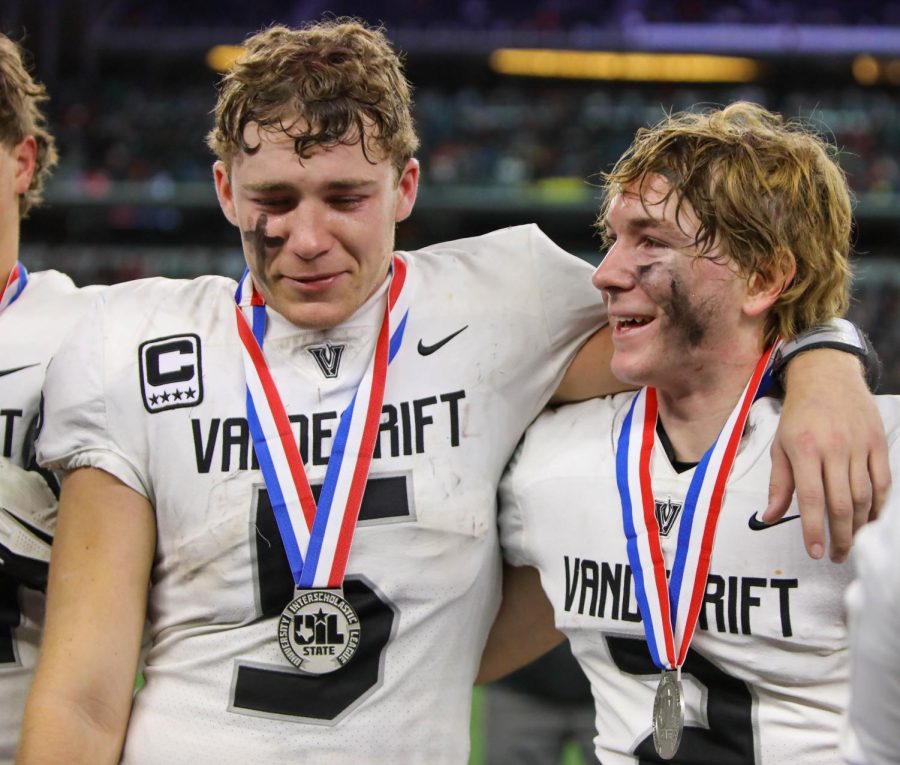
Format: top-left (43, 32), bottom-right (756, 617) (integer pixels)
top-left (191, 390), bottom-right (466, 473)
top-left (565, 556), bottom-right (798, 638)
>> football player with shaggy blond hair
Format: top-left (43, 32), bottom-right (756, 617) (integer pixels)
top-left (485, 102), bottom-right (898, 764)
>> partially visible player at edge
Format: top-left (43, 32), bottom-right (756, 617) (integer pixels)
top-left (17, 20), bottom-right (888, 765)
top-left (0, 32), bottom-right (98, 765)
top-left (843, 495), bottom-right (900, 764)
top-left (483, 101), bottom-right (900, 764)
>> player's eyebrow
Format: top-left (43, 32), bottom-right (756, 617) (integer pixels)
top-left (241, 181), bottom-right (296, 193)
top-left (321, 178), bottom-right (379, 191)
top-left (614, 215), bottom-right (695, 246)
top-left (241, 179), bottom-right (379, 193)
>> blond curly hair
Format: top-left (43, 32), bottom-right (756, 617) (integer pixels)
top-left (207, 19), bottom-right (419, 176)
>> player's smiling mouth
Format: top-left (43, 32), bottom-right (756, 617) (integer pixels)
top-left (611, 314), bottom-right (655, 333)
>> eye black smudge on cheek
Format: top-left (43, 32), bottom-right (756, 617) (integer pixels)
top-left (240, 215), bottom-right (268, 271)
top-left (635, 261), bottom-right (710, 348)
top-left (240, 214), bottom-right (286, 271)
top-left (661, 275), bottom-right (708, 348)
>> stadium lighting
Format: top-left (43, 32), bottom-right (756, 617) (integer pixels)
top-left (852, 55), bottom-right (879, 84)
top-left (206, 45), bottom-right (245, 72)
top-left (489, 49), bottom-right (760, 82)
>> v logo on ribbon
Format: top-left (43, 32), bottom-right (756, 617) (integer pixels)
top-left (654, 496), bottom-right (683, 536)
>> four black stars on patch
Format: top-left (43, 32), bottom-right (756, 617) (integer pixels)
top-left (149, 387), bottom-right (198, 407)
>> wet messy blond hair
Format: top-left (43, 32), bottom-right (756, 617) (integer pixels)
top-left (206, 19), bottom-right (419, 177)
top-left (0, 34), bottom-right (58, 217)
top-left (598, 101), bottom-right (852, 346)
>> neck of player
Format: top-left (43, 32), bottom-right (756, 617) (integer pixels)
top-left (0, 215), bottom-right (20, 286)
top-left (655, 346), bottom-right (764, 464)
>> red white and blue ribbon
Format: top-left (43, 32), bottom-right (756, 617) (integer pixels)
top-left (616, 343), bottom-right (779, 670)
top-left (0, 262), bottom-right (28, 315)
top-left (235, 257), bottom-right (409, 589)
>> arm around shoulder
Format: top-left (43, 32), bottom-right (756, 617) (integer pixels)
top-left (17, 467), bottom-right (156, 765)
top-left (553, 324), bottom-right (632, 404)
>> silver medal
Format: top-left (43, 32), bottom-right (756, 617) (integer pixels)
top-left (278, 588), bottom-right (361, 674)
top-left (652, 670), bottom-right (684, 760)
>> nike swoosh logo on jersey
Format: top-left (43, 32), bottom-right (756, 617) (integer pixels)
top-left (417, 325), bottom-right (468, 356)
top-left (0, 363), bottom-right (39, 379)
top-left (747, 512), bottom-right (801, 531)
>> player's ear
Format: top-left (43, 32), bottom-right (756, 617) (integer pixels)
top-left (13, 136), bottom-right (37, 195)
top-left (744, 249), bottom-right (796, 318)
top-left (393, 158), bottom-right (419, 223)
top-left (213, 160), bottom-right (239, 227)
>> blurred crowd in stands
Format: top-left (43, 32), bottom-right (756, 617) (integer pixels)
top-left (95, 0), bottom-right (900, 30)
top-left (40, 76), bottom-right (900, 197)
top-left (847, 267), bottom-right (900, 395)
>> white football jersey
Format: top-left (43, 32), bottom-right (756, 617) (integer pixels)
top-left (38, 225), bottom-right (604, 764)
top-left (0, 269), bottom-right (96, 762)
top-left (501, 393), bottom-right (900, 765)
top-left (843, 475), bottom-right (900, 765)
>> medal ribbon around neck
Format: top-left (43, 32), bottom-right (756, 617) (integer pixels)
top-left (0, 262), bottom-right (28, 315)
top-left (616, 342), bottom-right (779, 671)
top-left (234, 256), bottom-right (409, 589)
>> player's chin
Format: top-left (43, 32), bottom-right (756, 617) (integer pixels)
top-left (279, 297), bottom-right (355, 330)
top-left (610, 354), bottom-right (655, 389)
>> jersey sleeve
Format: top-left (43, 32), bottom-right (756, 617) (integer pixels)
top-left (525, 224), bottom-right (607, 355)
top-left (36, 289), bottom-right (150, 499)
top-left (501, 225), bottom-right (607, 422)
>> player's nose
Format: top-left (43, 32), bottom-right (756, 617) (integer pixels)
top-left (592, 241), bottom-right (634, 293)
top-left (282, 203), bottom-right (333, 260)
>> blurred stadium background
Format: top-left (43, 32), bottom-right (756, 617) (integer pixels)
top-left (5, 0), bottom-right (900, 392)
top-left (4, 2), bottom-right (899, 761)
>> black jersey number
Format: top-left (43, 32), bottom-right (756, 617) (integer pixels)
top-left (1, 574), bottom-right (19, 665)
top-left (231, 479), bottom-right (407, 722)
top-left (606, 635), bottom-right (755, 764)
